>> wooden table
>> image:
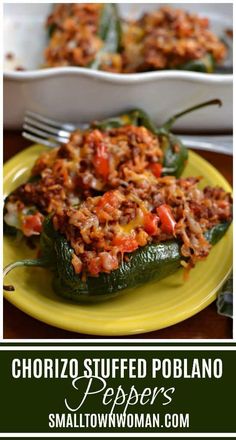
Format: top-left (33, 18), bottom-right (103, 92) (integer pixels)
top-left (3, 131), bottom-right (233, 340)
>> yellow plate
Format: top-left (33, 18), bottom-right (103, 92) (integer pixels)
top-left (3, 145), bottom-right (232, 336)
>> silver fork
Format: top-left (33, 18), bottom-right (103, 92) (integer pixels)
top-left (23, 111), bottom-right (84, 148)
top-left (22, 111), bottom-right (233, 155)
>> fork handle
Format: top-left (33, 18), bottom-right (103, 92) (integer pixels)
top-left (179, 135), bottom-right (233, 156)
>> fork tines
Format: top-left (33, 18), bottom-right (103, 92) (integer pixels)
top-left (22, 111), bottom-right (77, 148)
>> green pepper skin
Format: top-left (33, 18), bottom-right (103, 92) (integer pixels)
top-left (3, 217), bottom-right (231, 299)
top-left (92, 109), bottom-right (158, 132)
top-left (204, 221), bottom-right (231, 245)
top-left (89, 4), bottom-right (121, 70)
top-left (47, 23), bottom-right (57, 38)
top-left (3, 221), bottom-right (17, 236)
top-left (40, 218), bottom-right (231, 303)
top-left (98, 4), bottom-right (121, 48)
top-left (161, 134), bottom-right (188, 177)
top-left (177, 54), bottom-right (215, 73)
top-left (52, 238), bottom-right (181, 302)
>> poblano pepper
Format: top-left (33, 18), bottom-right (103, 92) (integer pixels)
top-left (93, 99), bottom-right (221, 176)
top-left (90, 4), bottom-right (121, 70)
top-left (3, 99), bottom-right (222, 237)
top-left (3, 217), bottom-right (231, 301)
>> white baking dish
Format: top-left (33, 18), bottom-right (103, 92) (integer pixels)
top-left (3, 3), bottom-right (233, 131)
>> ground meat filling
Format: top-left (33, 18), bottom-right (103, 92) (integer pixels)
top-left (45, 4), bottom-right (227, 73)
top-left (52, 178), bottom-right (232, 277)
top-left (134, 6), bottom-right (227, 72)
top-left (4, 125), bottom-right (164, 234)
top-left (4, 126), bottom-right (232, 264)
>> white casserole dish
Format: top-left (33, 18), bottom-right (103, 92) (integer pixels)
top-left (3, 3), bottom-right (233, 131)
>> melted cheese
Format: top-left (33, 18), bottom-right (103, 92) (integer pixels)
top-left (119, 204), bottom-right (148, 234)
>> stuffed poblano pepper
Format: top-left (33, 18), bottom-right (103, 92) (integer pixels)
top-left (44, 4), bottom-right (227, 74)
top-left (4, 175), bottom-right (232, 301)
top-left (45, 3), bottom-right (122, 72)
top-left (3, 100), bottom-right (221, 238)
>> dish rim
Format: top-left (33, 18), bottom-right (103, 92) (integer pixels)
top-left (4, 67), bottom-right (233, 84)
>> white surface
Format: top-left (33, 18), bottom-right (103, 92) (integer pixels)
top-left (3, 3), bottom-right (233, 131)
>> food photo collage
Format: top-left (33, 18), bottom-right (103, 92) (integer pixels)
top-left (3, 2), bottom-right (233, 340)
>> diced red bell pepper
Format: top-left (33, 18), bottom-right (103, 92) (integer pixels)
top-left (149, 163), bottom-right (162, 178)
top-left (97, 191), bottom-right (119, 209)
top-left (94, 142), bottom-right (109, 180)
top-left (156, 204), bottom-right (176, 234)
top-left (113, 235), bottom-right (139, 253)
top-left (22, 213), bottom-right (43, 237)
top-left (144, 212), bottom-right (159, 236)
